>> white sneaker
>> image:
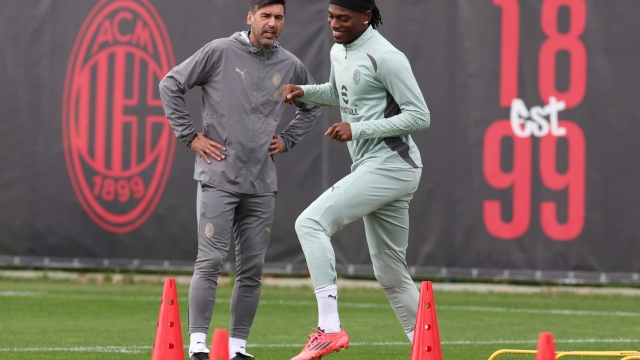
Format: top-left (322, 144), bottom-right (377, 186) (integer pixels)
top-left (189, 341), bottom-right (210, 358)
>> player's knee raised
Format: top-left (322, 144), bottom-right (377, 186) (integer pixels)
top-left (294, 214), bottom-right (318, 238)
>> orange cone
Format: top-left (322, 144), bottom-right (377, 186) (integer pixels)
top-left (151, 278), bottom-right (185, 360)
top-left (535, 332), bottom-right (556, 360)
top-left (209, 328), bottom-right (230, 360)
top-left (410, 281), bottom-right (443, 360)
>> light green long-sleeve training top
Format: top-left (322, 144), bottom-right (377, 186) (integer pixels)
top-left (300, 26), bottom-right (430, 171)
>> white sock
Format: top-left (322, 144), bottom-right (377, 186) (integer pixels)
top-left (229, 337), bottom-right (247, 358)
top-left (315, 285), bottom-right (341, 333)
top-left (190, 332), bottom-right (206, 348)
top-left (189, 332), bottom-right (207, 352)
top-left (406, 330), bottom-right (415, 344)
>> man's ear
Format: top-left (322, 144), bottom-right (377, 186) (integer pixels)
top-left (247, 11), bottom-right (253, 25)
top-left (363, 10), bottom-right (372, 23)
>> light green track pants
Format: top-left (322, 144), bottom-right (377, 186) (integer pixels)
top-left (295, 162), bottom-right (422, 333)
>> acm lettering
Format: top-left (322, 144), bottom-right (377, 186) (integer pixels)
top-left (91, 11), bottom-right (154, 55)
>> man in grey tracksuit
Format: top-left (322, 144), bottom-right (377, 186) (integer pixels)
top-left (159, 1), bottom-right (320, 359)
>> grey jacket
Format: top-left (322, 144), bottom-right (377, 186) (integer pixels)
top-left (159, 31), bottom-right (320, 194)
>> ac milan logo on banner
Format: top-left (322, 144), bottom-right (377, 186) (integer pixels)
top-left (62, 0), bottom-right (176, 233)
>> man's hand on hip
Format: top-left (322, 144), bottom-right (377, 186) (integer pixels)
top-left (269, 134), bottom-right (285, 155)
top-left (190, 133), bottom-right (226, 163)
top-left (325, 122), bottom-right (352, 143)
top-left (281, 84), bottom-right (304, 106)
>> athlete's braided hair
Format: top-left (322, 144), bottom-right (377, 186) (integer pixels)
top-left (369, 6), bottom-right (383, 29)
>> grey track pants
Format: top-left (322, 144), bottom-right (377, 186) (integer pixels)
top-left (295, 163), bottom-right (421, 333)
top-left (189, 182), bottom-right (275, 339)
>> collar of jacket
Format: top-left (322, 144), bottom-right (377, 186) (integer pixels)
top-left (344, 26), bottom-right (376, 51)
top-left (233, 31), bottom-right (280, 59)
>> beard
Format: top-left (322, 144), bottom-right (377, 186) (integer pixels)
top-left (251, 22), bottom-right (278, 48)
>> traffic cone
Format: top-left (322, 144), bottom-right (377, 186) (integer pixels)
top-left (151, 278), bottom-right (185, 360)
top-left (410, 281), bottom-right (443, 360)
top-left (535, 332), bottom-right (556, 360)
top-left (209, 328), bottom-right (230, 360)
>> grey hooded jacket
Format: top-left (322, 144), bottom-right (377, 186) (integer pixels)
top-left (159, 31), bottom-right (321, 194)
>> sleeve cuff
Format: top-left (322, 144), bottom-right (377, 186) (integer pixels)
top-left (350, 122), bottom-right (362, 140)
top-left (183, 132), bottom-right (197, 144)
top-left (299, 85), bottom-right (312, 100)
top-left (277, 134), bottom-right (290, 152)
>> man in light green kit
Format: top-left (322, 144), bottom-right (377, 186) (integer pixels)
top-left (281, 0), bottom-right (430, 358)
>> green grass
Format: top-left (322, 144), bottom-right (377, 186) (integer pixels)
top-left (0, 277), bottom-right (639, 359)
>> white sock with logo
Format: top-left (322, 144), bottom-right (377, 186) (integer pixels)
top-left (315, 285), bottom-right (341, 334)
top-left (229, 337), bottom-right (247, 358)
top-left (406, 330), bottom-right (415, 343)
top-left (189, 332), bottom-right (208, 354)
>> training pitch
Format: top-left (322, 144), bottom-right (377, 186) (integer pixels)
top-left (0, 275), bottom-right (639, 360)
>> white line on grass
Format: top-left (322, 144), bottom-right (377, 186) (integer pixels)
top-left (252, 338), bottom-right (640, 347)
top-left (0, 346), bottom-right (149, 353)
top-left (2, 339), bottom-right (639, 352)
top-left (2, 292), bottom-right (638, 317)
top-left (0, 291), bottom-right (41, 296)
top-left (256, 302), bottom-right (640, 318)
top-left (0, 291), bottom-right (159, 301)
top-left (436, 305), bottom-right (640, 317)
top-left (440, 338), bottom-right (640, 345)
